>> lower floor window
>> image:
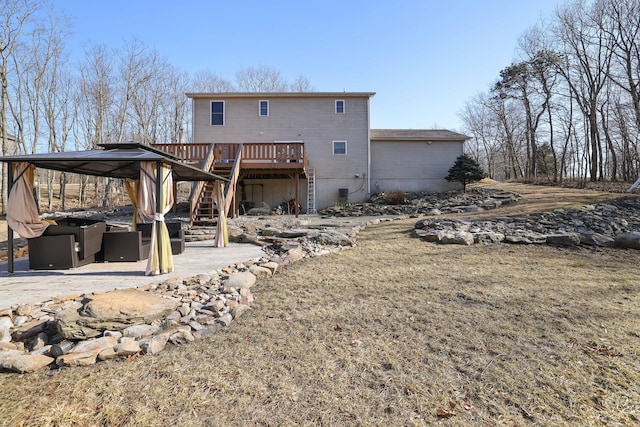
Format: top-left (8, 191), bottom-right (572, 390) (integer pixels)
top-left (333, 141), bottom-right (347, 155)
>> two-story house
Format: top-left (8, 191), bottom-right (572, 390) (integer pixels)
top-left (157, 92), bottom-right (469, 220)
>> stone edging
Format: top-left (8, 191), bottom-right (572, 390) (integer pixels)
top-left (0, 217), bottom-right (386, 374)
top-left (4, 190), bottom-right (639, 373)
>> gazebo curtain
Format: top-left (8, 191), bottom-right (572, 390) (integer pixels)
top-left (124, 178), bottom-right (143, 230)
top-left (139, 162), bottom-right (174, 275)
top-left (7, 162), bottom-right (50, 238)
top-left (213, 180), bottom-right (228, 247)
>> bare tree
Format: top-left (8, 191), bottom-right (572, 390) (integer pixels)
top-left (290, 74), bottom-right (313, 92)
top-left (597, 0), bottom-right (640, 130)
top-left (76, 43), bottom-right (114, 205)
top-left (518, 23), bottom-right (564, 182)
top-left (235, 65), bottom-right (289, 92)
top-left (0, 0), bottom-right (38, 213)
top-left (461, 0), bottom-right (640, 185)
top-left (191, 70), bottom-right (234, 92)
top-left (159, 65), bottom-right (190, 144)
top-left (38, 9), bottom-right (70, 209)
top-left (45, 68), bottom-right (75, 209)
top-left (554, 0), bottom-right (614, 181)
top-left (459, 93), bottom-right (502, 179)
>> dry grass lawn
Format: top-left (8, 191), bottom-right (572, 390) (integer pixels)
top-left (0, 183), bottom-right (639, 426)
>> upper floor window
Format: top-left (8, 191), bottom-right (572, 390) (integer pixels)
top-left (333, 141), bottom-right (347, 155)
top-left (211, 101), bottom-right (224, 126)
top-left (335, 100), bottom-right (345, 114)
top-left (259, 100), bottom-right (269, 116)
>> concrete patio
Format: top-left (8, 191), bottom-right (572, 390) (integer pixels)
top-left (0, 240), bottom-right (266, 309)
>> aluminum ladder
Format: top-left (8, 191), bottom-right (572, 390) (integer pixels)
top-left (306, 166), bottom-right (317, 214)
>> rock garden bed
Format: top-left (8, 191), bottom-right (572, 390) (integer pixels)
top-left (1, 187), bottom-right (639, 374)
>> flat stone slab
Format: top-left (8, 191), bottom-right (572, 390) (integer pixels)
top-left (81, 289), bottom-right (179, 323)
top-left (55, 289), bottom-right (180, 340)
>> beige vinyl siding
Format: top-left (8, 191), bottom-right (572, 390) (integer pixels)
top-left (192, 94), bottom-right (371, 208)
top-left (371, 140), bottom-right (463, 193)
top-left (241, 179), bottom-right (307, 212)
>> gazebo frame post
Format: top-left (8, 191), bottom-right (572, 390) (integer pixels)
top-left (155, 161), bottom-right (163, 269)
top-left (7, 161), bottom-right (14, 274)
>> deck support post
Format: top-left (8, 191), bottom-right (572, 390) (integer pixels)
top-left (295, 173), bottom-right (300, 218)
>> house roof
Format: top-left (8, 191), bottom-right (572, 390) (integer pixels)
top-left (0, 143), bottom-right (227, 182)
top-left (370, 129), bottom-right (470, 142)
top-left (186, 92), bottom-right (376, 99)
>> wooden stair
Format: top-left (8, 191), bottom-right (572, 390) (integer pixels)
top-left (191, 181), bottom-right (218, 224)
top-left (151, 141), bottom-right (306, 224)
top-left (190, 143), bottom-right (243, 225)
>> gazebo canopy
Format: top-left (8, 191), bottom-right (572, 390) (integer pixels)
top-left (0, 143), bottom-right (228, 275)
top-left (0, 143), bottom-right (228, 182)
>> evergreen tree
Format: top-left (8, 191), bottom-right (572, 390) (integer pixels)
top-left (445, 154), bottom-right (488, 192)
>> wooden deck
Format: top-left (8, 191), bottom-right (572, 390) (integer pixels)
top-left (153, 142), bottom-right (307, 176)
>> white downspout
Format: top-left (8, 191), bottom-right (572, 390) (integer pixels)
top-left (366, 96), bottom-right (371, 195)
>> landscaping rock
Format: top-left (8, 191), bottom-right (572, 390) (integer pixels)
top-left (441, 231), bottom-right (474, 245)
top-left (614, 231), bottom-right (640, 249)
top-left (139, 334), bottom-right (169, 355)
top-left (56, 349), bottom-right (101, 367)
top-left (413, 196), bottom-right (640, 250)
top-left (224, 272), bottom-right (257, 289)
top-left (55, 308), bottom-right (102, 340)
top-left (169, 329), bottom-right (195, 345)
top-left (0, 342), bottom-right (18, 351)
top-left (284, 246), bottom-right (305, 264)
top-left (1, 354), bottom-right (53, 373)
top-left (216, 313), bottom-right (233, 327)
top-left (0, 349), bottom-right (26, 365)
top-left (232, 304), bottom-right (250, 319)
top-left (113, 341), bottom-right (141, 357)
top-left (81, 289), bottom-right (179, 326)
top-left (3, 188), bottom-right (638, 376)
top-left (122, 324), bottom-right (160, 339)
top-left (97, 347), bottom-right (118, 361)
top-left (249, 265), bottom-right (272, 278)
top-left (0, 317), bottom-right (13, 343)
top-left (70, 336), bottom-right (118, 354)
top-left (546, 233), bottom-right (581, 247)
top-left (579, 232), bottom-right (615, 247)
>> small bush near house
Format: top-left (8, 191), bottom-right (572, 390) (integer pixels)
top-left (382, 189), bottom-right (407, 205)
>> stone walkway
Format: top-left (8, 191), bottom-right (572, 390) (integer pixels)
top-left (0, 240), bottom-right (266, 309)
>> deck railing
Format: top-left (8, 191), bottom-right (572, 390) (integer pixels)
top-left (215, 142), bottom-right (306, 170)
top-left (153, 142), bottom-right (307, 172)
top-left (153, 143), bottom-right (211, 167)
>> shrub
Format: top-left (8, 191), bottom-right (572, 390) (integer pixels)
top-left (445, 154), bottom-right (487, 192)
top-left (383, 189), bottom-right (407, 205)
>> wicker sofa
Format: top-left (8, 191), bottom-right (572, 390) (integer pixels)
top-left (27, 218), bottom-right (106, 269)
top-left (137, 222), bottom-right (185, 255)
top-left (101, 226), bottom-right (151, 262)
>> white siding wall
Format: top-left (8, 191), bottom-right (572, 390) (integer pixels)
top-left (371, 140), bottom-right (463, 193)
top-left (192, 95), bottom-right (371, 209)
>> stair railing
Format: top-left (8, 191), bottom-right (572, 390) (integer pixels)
top-left (190, 143), bottom-right (217, 225)
top-left (223, 143), bottom-right (244, 217)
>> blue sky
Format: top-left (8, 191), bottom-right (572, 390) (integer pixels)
top-left (60, 0), bottom-right (561, 132)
